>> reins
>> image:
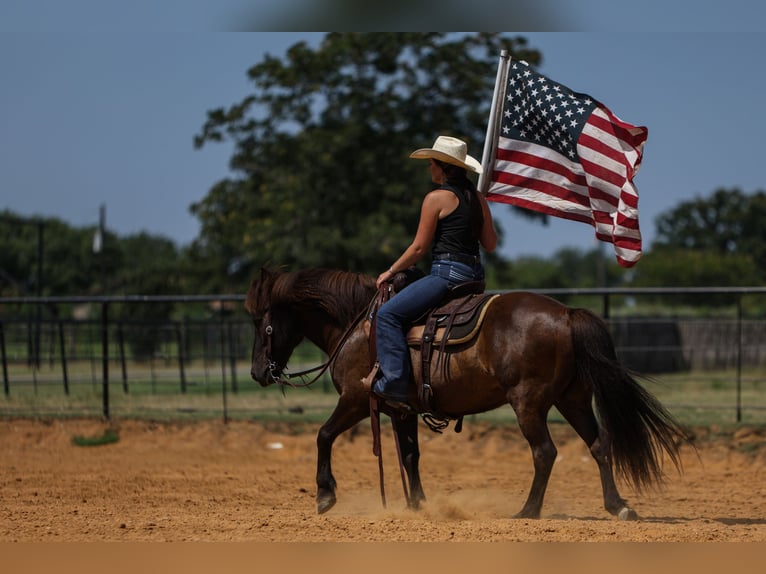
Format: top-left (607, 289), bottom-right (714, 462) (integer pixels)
top-left (366, 283), bottom-right (413, 510)
top-left (262, 283), bottom-right (412, 510)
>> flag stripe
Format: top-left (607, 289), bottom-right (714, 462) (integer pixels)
top-left (485, 190), bottom-right (594, 224)
top-left (495, 144), bottom-right (588, 187)
top-left (493, 141), bottom-right (591, 208)
top-left (492, 170), bottom-right (590, 209)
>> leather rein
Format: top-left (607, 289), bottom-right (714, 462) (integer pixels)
top-left (261, 302), bottom-right (371, 388)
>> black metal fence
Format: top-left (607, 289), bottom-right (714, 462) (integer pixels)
top-left (2, 289), bottom-right (766, 423)
top-left (0, 295), bottom-right (255, 420)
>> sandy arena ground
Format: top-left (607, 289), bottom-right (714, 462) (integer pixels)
top-left (1, 417), bottom-right (764, 542)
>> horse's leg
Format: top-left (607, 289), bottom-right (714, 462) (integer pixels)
top-left (509, 393), bottom-right (557, 519)
top-left (316, 394), bottom-right (368, 514)
top-left (555, 387), bottom-right (638, 520)
top-left (391, 412), bottom-right (426, 509)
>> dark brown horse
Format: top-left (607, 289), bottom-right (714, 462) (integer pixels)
top-left (246, 266), bottom-right (688, 519)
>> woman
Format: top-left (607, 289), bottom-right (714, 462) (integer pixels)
top-left (371, 135), bottom-right (497, 410)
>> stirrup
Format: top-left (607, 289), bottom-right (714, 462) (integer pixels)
top-left (376, 395), bottom-right (416, 415)
top-left (361, 362), bottom-right (380, 391)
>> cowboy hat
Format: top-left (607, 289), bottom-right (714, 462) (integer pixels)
top-left (409, 135), bottom-right (483, 174)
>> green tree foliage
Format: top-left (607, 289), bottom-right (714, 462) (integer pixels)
top-left (630, 188), bottom-right (766, 306)
top-left (653, 188), bottom-right (766, 271)
top-left (111, 232), bottom-right (182, 358)
top-left (115, 232), bottom-right (181, 294)
top-left (0, 211), bottom-right (182, 298)
top-left (628, 248), bottom-right (760, 308)
top-left (1, 211), bottom-right (184, 354)
top-left (506, 248), bottom-right (622, 289)
top-left (633, 248), bottom-right (760, 287)
top-left (191, 32), bottom-right (543, 287)
top-left (505, 247), bottom-right (624, 308)
top-left (0, 211), bottom-right (105, 297)
top-left (643, 188), bottom-right (766, 286)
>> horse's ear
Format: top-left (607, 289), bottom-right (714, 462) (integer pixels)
top-left (260, 263), bottom-right (287, 284)
top-left (245, 265), bottom-right (275, 313)
top-left (260, 263), bottom-right (277, 283)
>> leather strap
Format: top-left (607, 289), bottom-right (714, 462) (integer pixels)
top-left (368, 283), bottom-right (395, 508)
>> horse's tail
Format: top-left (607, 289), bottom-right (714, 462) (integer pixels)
top-left (570, 308), bottom-right (689, 491)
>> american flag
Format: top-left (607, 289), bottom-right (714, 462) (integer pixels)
top-left (486, 60), bottom-right (648, 267)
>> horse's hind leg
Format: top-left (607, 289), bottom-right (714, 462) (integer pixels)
top-left (391, 413), bottom-right (426, 509)
top-left (555, 388), bottom-right (637, 520)
top-left (510, 396), bottom-right (558, 518)
top-left (315, 395), bottom-right (368, 514)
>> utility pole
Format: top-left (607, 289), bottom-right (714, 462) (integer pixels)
top-left (92, 204), bottom-right (106, 291)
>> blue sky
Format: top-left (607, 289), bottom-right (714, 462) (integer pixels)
top-left (1, 23), bottom-right (765, 262)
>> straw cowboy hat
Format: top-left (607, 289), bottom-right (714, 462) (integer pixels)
top-left (409, 135), bottom-right (483, 174)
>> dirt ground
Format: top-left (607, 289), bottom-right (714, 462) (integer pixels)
top-left (1, 417), bottom-right (765, 542)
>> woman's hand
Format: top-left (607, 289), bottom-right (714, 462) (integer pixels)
top-left (376, 268), bottom-right (395, 289)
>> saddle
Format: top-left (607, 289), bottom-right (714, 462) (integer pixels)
top-left (365, 268), bottom-right (497, 419)
top-left (406, 284), bottom-right (497, 348)
top-left (408, 284), bottom-right (497, 413)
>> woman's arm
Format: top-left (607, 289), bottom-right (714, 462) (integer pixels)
top-left (376, 190), bottom-right (451, 288)
top-left (477, 193), bottom-right (498, 253)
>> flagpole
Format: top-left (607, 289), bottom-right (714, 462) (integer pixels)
top-left (478, 50), bottom-right (511, 196)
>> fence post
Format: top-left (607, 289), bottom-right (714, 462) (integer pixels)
top-left (177, 321), bottom-right (187, 393)
top-left (117, 321), bottom-right (128, 393)
top-left (58, 320), bottom-right (69, 395)
top-left (736, 295), bottom-right (743, 423)
top-left (228, 321), bottom-right (237, 394)
top-left (219, 306), bottom-right (228, 424)
top-left (101, 301), bottom-right (110, 420)
top-left (0, 321), bottom-right (8, 396)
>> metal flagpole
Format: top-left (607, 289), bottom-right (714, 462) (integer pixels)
top-left (478, 50), bottom-right (511, 195)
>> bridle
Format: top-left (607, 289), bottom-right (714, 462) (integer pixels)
top-left (262, 315), bottom-right (289, 385)
top-left (259, 303), bottom-right (370, 388)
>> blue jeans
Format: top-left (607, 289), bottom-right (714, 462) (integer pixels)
top-left (373, 260), bottom-right (484, 399)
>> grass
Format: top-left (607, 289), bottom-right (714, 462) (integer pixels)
top-left (71, 428), bottom-right (120, 447)
top-left (2, 358), bottom-right (765, 427)
top-left (737, 441), bottom-right (765, 454)
top-left (641, 370), bottom-right (766, 425)
top-left (0, 358), bottom-right (341, 423)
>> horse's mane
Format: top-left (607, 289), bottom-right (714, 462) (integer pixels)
top-left (246, 267), bottom-right (376, 325)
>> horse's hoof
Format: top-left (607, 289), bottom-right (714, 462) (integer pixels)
top-left (618, 506), bottom-right (639, 521)
top-left (513, 509), bottom-right (541, 519)
top-left (317, 494), bottom-right (336, 514)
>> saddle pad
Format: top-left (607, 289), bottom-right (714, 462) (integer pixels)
top-left (406, 294), bottom-right (499, 347)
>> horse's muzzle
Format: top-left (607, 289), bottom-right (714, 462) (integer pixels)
top-left (251, 364), bottom-right (281, 387)
top-left (250, 366), bottom-right (271, 387)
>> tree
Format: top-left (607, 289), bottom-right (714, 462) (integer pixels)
top-left (654, 188), bottom-right (766, 269)
top-left (192, 33), bottom-right (543, 287)
top-left (0, 210), bottom-right (187, 299)
top-left (633, 248), bottom-right (761, 287)
top-left (0, 211), bottom-right (110, 297)
top-left (115, 232), bottom-right (181, 294)
top-left (505, 247), bottom-right (625, 309)
top-left (628, 188), bottom-right (766, 304)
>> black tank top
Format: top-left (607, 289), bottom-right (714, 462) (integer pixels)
top-left (431, 182), bottom-right (480, 258)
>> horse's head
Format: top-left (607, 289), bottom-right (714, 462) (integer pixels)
top-left (245, 266), bottom-right (304, 386)
top-left (246, 266), bottom-right (377, 386)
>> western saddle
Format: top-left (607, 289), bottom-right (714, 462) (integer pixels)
top-left (365, 268), bottom-right (498, 418)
